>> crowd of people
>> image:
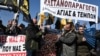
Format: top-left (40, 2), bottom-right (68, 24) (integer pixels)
top-left (0, 15), bottom-right (100, 56)
top-left (0, 19), bottom-right (25, 35)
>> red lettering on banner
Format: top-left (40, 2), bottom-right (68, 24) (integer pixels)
top-left (0, 35), bottom-right (26, 56)
top-left (19, 36), bottom-right (25, 42)
top-left (0, 35), bottom-right (6, 43)
top-left (44, 0), bottom-right (47, 4)
top-left (44, 0), bottom-right (97, 12)
top-left (9, 37), bottom-right (18, 43)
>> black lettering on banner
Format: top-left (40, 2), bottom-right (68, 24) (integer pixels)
top-left (0, 35), bottom-right (6, 43)
top-left (23, 44), bottom-right (26, 51)
top-left (2, 46), bottom-right (11, 52)
top-left (57, 10), bottom-right (60, 15)
top-left (78, 11), bottom-right (96, 19)
top-left (13, 46), bottom-right (21, 51)
top-left (56, 0), bottom-right (60, 6)
top-left (44, 0), bottom-right (47, 4)
top-left (72, 11), bottom-right (76, 17)
top-left (78, 12), bottom-right (83, 17)
top-left (57, 10), bottom-right (61, 15)
top-left (57, 10), bottom-right (72, 16)
top-left (65, 10), bottom-right (71, 16)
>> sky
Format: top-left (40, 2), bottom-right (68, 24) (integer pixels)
top-left (0, 0), bottom-right (100, 29)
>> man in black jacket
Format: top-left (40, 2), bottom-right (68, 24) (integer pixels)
top-left (25, 18), bottom-right (42, 56)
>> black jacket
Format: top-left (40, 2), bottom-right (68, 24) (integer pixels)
top-left (6, 25), bottom-right (20, 35)
top-left (25, 24), bottom-right (42, 50)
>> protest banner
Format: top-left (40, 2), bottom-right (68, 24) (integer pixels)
top-left (0, 35), bottom-right (26, 56)
top-left (40, 0), bottom-right (98, 23)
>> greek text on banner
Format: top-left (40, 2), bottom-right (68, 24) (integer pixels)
top-left (0, 35), bottom-right (26, 56)
top-left (40, 0), bottom-right (98, 23)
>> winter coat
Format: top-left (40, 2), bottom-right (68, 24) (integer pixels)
top-left (6, 25), bottom-right (20, 35)
top-left (25, 24), bottom-right (42, 50)
top-left (76, 32), bottom-right (91, 56)
top-left (59, 30), bottom-right (76, 56)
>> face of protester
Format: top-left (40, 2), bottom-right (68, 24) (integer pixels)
top-left (8, 20), bottom-right (12, 25)
top-left (33, 19), bottom-right (37, 24)
top-left (12, 20), bottom-right (18, 26)
top-left (78, 27), bottom-right (84, 34)
top-left (64, 23), bottom-right (71, 31)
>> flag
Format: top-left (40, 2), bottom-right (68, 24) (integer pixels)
top-left (0, 0), bottom-right (18, 11)
top-left (60, 18), bottom-right (67, 29)
top-left (61, 18), bottom-right (67, 25)
top-left (20, 0), bottom-right (33, 23)
top-left (0, 0), bottom-right (19, 12)
top-left (0, 0), bottom-right (17, 6)
top-left (84, 28), bottom-right (96, 48)
top-left (45, 13), bottom-right (54, 25)
top-left (0, 0), bottom-right (32, 23)
top-left (20, 0), bottom-right (29, 15)
top-left (23, 13), bottom-right (32, 23)
top-left (37, 12), bottom-right (46, 26)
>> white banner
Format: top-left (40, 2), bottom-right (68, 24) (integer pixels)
top-left (0, 35), bottom-right (26, 56)
top-left (40, 0), bottom-right (98, 23)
